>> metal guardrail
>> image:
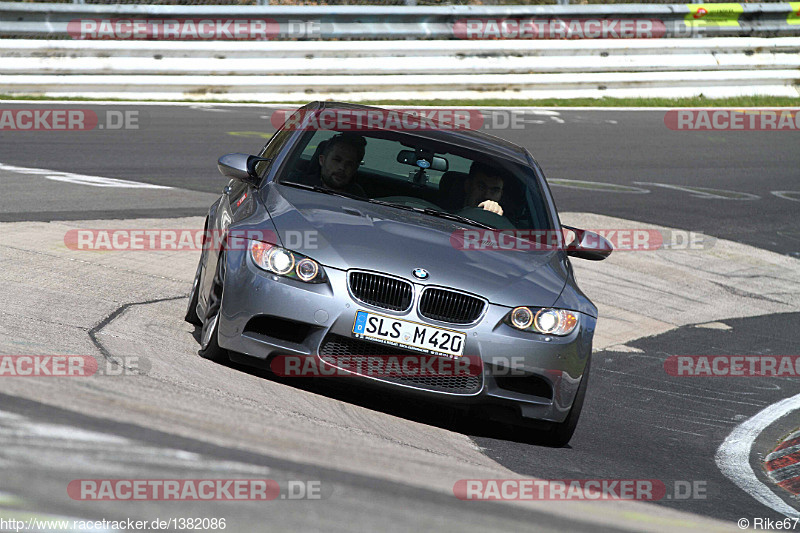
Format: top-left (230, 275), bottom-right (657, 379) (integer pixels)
top-left (1, 37), bottom-right (798, 100)
top-left (1, 2), bottom-right (799, 39)
top-left (4, 37), bottom-right (800, 72)
top-left (0, 2), bottom-right (798, 100)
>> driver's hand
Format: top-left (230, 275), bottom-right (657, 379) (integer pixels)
top-left (478, 200), bottom-right (503, 216)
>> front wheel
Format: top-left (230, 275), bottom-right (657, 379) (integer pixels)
top-left (198, 251), bottom-right (229, 364)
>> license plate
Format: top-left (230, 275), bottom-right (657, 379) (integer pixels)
top-left (352, 310), bottom-right (466, 358)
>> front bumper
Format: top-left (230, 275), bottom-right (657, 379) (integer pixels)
top-left (217, 247), bottom-right (594, 424)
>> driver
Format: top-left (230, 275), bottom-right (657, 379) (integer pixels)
top-left (312, 133), bottom-right (367, 196)
top-left (463, 161), bottom-right (505, 216)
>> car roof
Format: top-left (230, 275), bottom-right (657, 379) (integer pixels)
top-left (308, 101), bottom-right (533, 167)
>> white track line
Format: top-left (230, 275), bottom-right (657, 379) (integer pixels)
top-left (716, 392), bottom-right (800, 518)
top-left (0, 162), bottom-right (171, 189)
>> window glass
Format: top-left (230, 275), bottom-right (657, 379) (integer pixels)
top-left (255, 128), bottom-right (293, 177)
top-left (277, 127), bottom-right (553, 231)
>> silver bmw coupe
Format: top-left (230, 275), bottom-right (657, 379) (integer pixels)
top-left (186, 102), bottom-right (611, 446)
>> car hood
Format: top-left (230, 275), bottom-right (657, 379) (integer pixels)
top-left (263, 185), bottom-right (568, 308)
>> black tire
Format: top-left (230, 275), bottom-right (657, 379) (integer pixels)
top-left (198, 251), bottom-right (229, 363)
top-left (184, 255), bottom-right (203, 326)
top-left (538, 357), bottom-right (591, 447)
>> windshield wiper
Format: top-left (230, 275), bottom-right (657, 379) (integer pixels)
top-left (283, 183), bottom-right (495, 229)
top-left (280, 181), bottom-right (364, 201)
top-left (365, 198), bottom-right (418, 212)
top-left (369, 200), bottom-right (494, 229)
top-left (415, 208), bottom-right (495, 230)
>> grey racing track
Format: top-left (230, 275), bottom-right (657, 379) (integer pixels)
top-left (0, 102), bottom-right (798, 531)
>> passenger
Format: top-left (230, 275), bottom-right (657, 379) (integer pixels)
top-left (463, 161), bottom-right (505, 216)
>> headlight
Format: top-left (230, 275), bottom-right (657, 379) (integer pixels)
top-left (268, 247), bottom-right (294, 275)
top-left (295, 258), bottom-right (319, 282)
top-left (510, 306), bottom-right (534, 329)
top-left (250, 240), bottom-right (326, 283)
top-left (506, 307), bottom-right (579, 336)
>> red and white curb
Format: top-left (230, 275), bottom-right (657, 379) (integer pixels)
top-left (765, 429), bottom-right (800, 496)
top-left (716, 394), bottom-right (800, 518)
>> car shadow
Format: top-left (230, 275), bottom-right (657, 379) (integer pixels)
top-left (249, 368), bottom-right (567, 448)
top-left (184, 332), bottom-right (567, 448)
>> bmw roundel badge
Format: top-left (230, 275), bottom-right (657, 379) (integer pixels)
top-left (412, 268), bottom-right (429, 280)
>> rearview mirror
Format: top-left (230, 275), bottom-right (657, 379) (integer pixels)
top-left (397, 150), bottom-right (448, 172)
top-left (217, 153), bottom-right (272, 186)
top-left (563, 226), bottom-right (613, 261)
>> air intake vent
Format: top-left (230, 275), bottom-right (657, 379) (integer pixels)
top-left (319, 334), bottom-right (482, 395)
top-left (418, 288), bottom-right (485, 324)
top-left (348, 271), bottom-right (413, 312)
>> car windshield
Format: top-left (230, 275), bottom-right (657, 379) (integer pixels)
top-left (276, 127), bottom-right (553, 231)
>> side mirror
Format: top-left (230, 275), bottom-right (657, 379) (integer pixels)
top-left (217, 153), bottom-right (272, 186)
top-left (563, 225), bottom-right (613, 261)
